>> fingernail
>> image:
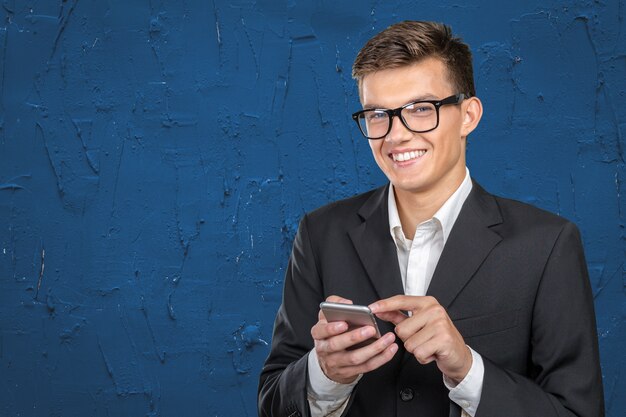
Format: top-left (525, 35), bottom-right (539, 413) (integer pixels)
top-left (360, 326), bottom-right (374, 337)
top-left (368, 303), bottom-right (378, 312)
top-left (390, 344), bottom-right (398, 354)
top-left (334, 322), bottom-right (347, 331)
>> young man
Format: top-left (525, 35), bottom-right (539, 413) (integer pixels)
top-left (258, 21), bottom-right (604, 417)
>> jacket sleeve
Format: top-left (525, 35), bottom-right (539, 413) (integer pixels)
top-left (258, 214), bottom-right (325, 417)
top-left (476, 222), bottom-right (604, 416)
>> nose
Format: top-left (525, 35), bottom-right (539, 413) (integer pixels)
top-left (385, 114), bottom-right (412, 143)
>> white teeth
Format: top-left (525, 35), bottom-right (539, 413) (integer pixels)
top-left (392, 150), bottom-right (426, 162)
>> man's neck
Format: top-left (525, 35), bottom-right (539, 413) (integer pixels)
top-left (393, 173), bottom-right (466, 240)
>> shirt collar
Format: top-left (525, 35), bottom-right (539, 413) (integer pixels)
top-left (388, 168), bottom-right (473, 244)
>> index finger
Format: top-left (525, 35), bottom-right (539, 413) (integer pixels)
top-left (374, 310), bottom-right (409, 326)
top-left (311, 319), bottom-right (349, 341)
top-left (369, 295), bottom-right (432, 314)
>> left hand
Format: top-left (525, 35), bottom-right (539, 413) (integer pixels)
top-left (369, 295), bottom-right (472, 383)
top-left (311, 295), bottom-right (398, 384)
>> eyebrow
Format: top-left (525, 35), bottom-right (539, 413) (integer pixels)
top-left (362, 94), bottom-right (441, 110)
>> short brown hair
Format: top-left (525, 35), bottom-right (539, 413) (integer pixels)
top-left (352, 21), bottom-right (475, 97)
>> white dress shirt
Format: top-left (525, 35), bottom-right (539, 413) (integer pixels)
top-left (307, 169), bottom-right (484, 417)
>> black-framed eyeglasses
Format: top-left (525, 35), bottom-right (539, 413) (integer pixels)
top-left (351, 93), bottom-right (467, 140)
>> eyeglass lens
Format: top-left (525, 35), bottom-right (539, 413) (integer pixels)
top-left (357, 102), bottom-right (437, 139)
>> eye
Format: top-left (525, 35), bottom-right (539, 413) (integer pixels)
top-left (404, 103), bottom-right (435, 116)
top-left (364, 110), bottom-right (388, 123)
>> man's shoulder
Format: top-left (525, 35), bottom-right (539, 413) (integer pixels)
top-left (305, 185), bottom-right (386, 226)
top-left (484, 188), bottom-right (577, 236)
top-left (494, 194), bottom-right (569, 224)
top-left (468, 184), bottom-right (584, 259)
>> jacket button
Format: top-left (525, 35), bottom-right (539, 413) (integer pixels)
top-left (400, 387), bottom-right (414, 401)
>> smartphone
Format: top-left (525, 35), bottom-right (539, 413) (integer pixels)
top-left (319, 302), bottom-right (381, 349)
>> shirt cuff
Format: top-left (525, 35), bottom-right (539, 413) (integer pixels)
top-left (307, 348), bottom-right (361, 400)
top-left (443, 346), bottom-right (484, 417)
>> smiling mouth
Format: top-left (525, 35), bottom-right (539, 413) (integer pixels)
top-left (391, 150), bottom-right (426, 162)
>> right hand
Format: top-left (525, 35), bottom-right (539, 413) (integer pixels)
top-left (311, 295), bottom-right (399, 384)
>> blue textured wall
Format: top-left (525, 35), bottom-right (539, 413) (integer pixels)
top-left (0, 1), bottom-right (623, 416)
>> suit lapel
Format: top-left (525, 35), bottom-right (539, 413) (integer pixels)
top-left (347, 181), bottom-right (503, 307)
top-left (348, 185), bottom-right (405, 301)
top-left (427, 181), bottom-right (503, 308)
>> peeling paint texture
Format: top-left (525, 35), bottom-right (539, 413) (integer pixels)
top-left (0, 1), bottom-right (624, 416)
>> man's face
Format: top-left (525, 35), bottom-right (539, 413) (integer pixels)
top-left (360, 58), bottom-right (472, 199)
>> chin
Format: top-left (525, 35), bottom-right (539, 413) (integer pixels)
top-left (391, 180), bottom-right (427, 194)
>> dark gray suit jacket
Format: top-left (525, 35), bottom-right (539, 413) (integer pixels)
top-left (258, 181), bottom-right (604, 417)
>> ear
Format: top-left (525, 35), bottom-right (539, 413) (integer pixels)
top-left (460, 96), bottom-right (483, 138)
